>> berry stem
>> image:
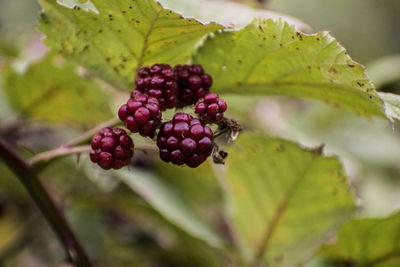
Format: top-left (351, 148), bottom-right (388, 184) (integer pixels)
top-left (213, 127), bottom-right (230, 138)
top-left (29, 145), bottom-right (92, 166)
top-left (29, 144), bottom-right (158, 167)
top-left (63, 117), bottom-right (120, 148)
top-left (0, 139), bottom-right (94, 267)
top-left (134, 143), bottom-right (159, 152)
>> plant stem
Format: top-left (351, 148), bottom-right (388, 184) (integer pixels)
top-left (134, 143), bottom-right (159, 152)
top-left (214, 127), bottom-right (230, 138)
top-left (63, 117), bottom-right (120, 148)
top-left (29, 143), bottom-right (159, 167)
top-left (29, 145), bottom-right (91, 166)
top-left (0, 139), bottom-right (94, 267)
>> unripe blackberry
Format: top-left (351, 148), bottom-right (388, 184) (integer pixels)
top-left (90, 127), bottom-right (134, 170)
top-left (195, 93), bottom-right (227, 123)
top-left (118, 92), bottom-right (162, 138)
top-left (174, 64), bottom-right (213, 106)
top-left (135, 64), bottom-right (178, 111)
top-left (156, 113), bottom-right (214, 168)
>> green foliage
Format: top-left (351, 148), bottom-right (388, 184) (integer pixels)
top-left (38, 0), bottom-right (224, 90)
top-left (225, 134), bottom-right (355, 266)
top-left (66, 206), bottom-right (105, 257)
top-left (378, 93), bottom-right (400, 124)
top-left (115, 168), bottom-right (223, 248)
top-left (2, 0), bottom-right (400, 266)
top-left (2, 54), bottom-right (111, 126)
top-left (155, 161), bottom-right (221, 211)
top-left (322, 211), bottom-right (400, 266)
top-left (193, 19), bottom-right (388, 120)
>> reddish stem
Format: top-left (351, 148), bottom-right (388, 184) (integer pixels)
top-left (0, 139), bottom-right (94, 267)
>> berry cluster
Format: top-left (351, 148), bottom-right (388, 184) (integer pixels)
top-left (90, 63), bottom-right (229, 169)
top-left (174, 64), bottom-right (213, 106)
top-left (195, 93), bottom-right (227, 123)
top-left (157, 113), bottom-right (213, 168)
top-left (118, 92), bottom-right (162, 138)
top-left (135, 64), bottom-right (177, 111)
top-left (90, 128), bottom-right (134, 170)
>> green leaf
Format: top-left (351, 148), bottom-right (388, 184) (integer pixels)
top-left (322, 211), bottom-right (400, 266)
top-left (38, 0), bottom-right (224, 90)
top-left (193, 19), bottom-right (389, 120)
top-left (2, 54), bottom-right (112, 126)
top-left (115, 168), bottom-right (224, 249)
top-left (66, 207), bottom-right (105, 258)
top-left (155, 161), bottom-right (221, 211)
top-left (225, 134), bottom-right (355, 266)
top-left (378, 92), bottom-right (400, 122)
top-left (158, 0), bottom-right (311, 31)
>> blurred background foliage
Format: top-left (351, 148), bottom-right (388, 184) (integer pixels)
top-left (1, 0), bottom-right (400, 266)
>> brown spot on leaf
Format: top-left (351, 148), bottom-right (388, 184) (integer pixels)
top-left (329, 67), bottom-right (338, 74)
top-left (275, 144), bottom-right (285, 152)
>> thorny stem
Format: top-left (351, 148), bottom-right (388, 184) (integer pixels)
top-left (0, 139), bottom-right (94, 267)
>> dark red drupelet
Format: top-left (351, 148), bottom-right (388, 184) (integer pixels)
top-left (156, 113), bottom-right (214, 168)
top-left (118, 92), bottom-right (162, 138)
top-left (135, 64), bottom-right (178, 111)
top-left (195, 93), bottom-right (227, 123)
top-left (174, 64), bottom-right (213, 107)
top-left (90, 127), bottom-right (134, 170)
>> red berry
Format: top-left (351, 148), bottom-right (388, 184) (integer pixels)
top-left (195, 93), bottom-right (227, 123)
top-left (174, 64), bottom-right (213, 106)
top-left (156, 113), bottom-right (214, 168)
top-left (135, 64), bottom-right (178, 110)
top-left (90, 127), bottom-right (134, 170)
top-left (118, 92), bottom-right (162, 138)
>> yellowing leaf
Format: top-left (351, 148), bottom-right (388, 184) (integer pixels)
top-left (38, 0), bottom-right (225, 90)
top-left (194, 19), bottom-right (389, 120)
top-left (323, 211), bottom-right (400, 266)
top-left (2, 55), bottom-right (112, 126)
top-left (225, 134), bottom-right (355, 266)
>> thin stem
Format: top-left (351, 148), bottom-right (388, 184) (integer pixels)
top-left (134, 143), bottom-right (158, 152)
top-left (29, 145), bottom-right (91, 166)
top-left (0, 139), bottom-right (94, 267)
top-left (29, 144), bottom-right (159, 167)
top-left (214, 127), bottom-right (230, 138)
top-left (63, 117), bottom-right (120, 148)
